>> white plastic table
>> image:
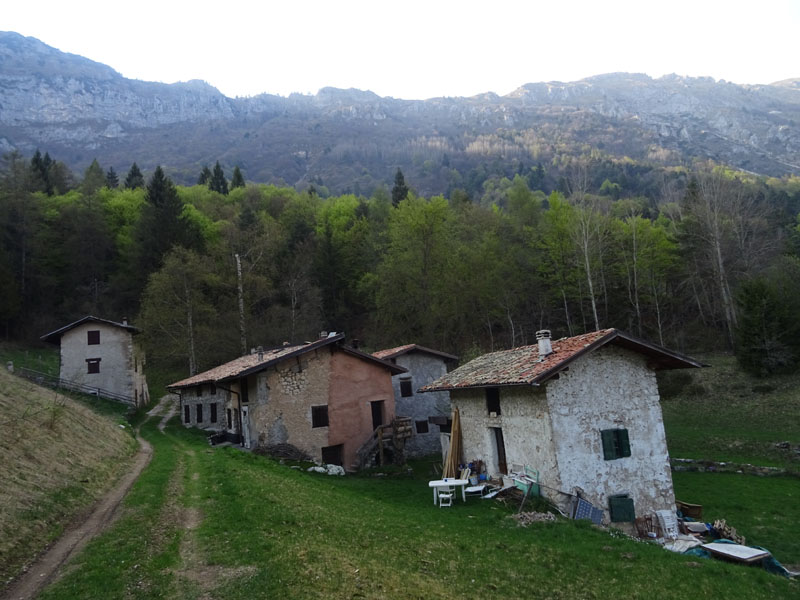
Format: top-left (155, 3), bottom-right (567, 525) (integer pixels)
top-left (428, 479), bottom-right (469, 504)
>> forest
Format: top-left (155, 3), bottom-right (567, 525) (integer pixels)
top-left (2, 150), bottom-right (800, 379)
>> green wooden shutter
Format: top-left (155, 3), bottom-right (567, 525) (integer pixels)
top-left (601, 429), bottom-right (616, 460)
top-left (618, 429), bottom-right (631, 457)
top-left (609, 495), bottom-right (635, 522)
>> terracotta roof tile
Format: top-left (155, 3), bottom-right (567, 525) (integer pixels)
top-left (420, 328), bottom-right (703, 392)
top-left (373, 343), bottom-right (458, 361)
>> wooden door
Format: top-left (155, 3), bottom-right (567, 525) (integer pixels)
top-left (493, 427), bottom-right (507, 474)
top-left (371, 400), bottom-right (384, 430)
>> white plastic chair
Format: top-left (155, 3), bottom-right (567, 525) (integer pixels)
top-left (438, 485), bottom-right (455, 507)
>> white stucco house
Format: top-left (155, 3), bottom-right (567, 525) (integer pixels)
top-left (373, 344), bottom-right (457, 458)
top-left (421, 329), bottom-right (703, 527)
top-left (42, 316), bottom-right (150, 407)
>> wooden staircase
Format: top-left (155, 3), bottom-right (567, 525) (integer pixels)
top-left (350, 416), bottom-right (413, 471)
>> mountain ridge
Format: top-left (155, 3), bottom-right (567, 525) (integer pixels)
top-left (1, 31), bottom-right (799, 192)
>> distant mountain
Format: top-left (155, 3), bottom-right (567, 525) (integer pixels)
top-left (1, 31), bottom-right (799, 195)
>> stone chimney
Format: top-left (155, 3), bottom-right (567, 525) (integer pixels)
top-left (122, 316), bottom-right (128, 326)
top-left (536, 330), bottom-right (553, 359)
top-left (319, 331), bottom-right (328, 339)
top-left (257, 346), bottom-right (264, 360)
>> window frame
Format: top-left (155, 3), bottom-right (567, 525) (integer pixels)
top-left (196, 403), bottom-right (203, 423)
top-left (87, 330), bottom-right (100, 345)
top-left (210, 402), bottom-right (218, 423)
top-left (311, 405), bottom-right (329, 428)
top-left (601, 428), bottom-right (631, 460)
top-left (486, 387), bottom-right (501, 416)
top-left (400, 378), bottom-right (413, 397)
top-left (415, 419), bottom-right (429, 434)
top-left (86, 358), bottom-right (101, 374)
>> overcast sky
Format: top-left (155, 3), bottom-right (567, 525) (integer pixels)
top-left (5, 1), bottom-right (799, 100)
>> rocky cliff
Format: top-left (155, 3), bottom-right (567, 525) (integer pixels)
top-left (1, 31), bottom-right (799, 191)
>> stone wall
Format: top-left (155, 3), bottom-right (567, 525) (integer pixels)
top-left (248, 348), bottom-right (331, 460)
top-left (60, 322), bottom-right (135, 400)
top-left (545, 346), bottom-right (676, 522)
top-left (181, 385), bottom-right (228, 432)
top-left (454, 345), bottom-right (675, 526)
top-left (393, 352), bottom-right (451, 457)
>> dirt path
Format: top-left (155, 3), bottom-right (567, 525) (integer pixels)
top-left (0, 395), bottom-right (177, 600)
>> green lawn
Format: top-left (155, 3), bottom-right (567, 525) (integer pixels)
top-left (40, 416), bottom-right (798, 600)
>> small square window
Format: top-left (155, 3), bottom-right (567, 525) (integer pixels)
top-left (86, 358), bottom-right (101, 374)
top-left (196, 404), bottom-right (203, 423)
top-left (400, 379), bottom-right (413, 397)
top-left (601, 429), bottom-right (631, 460)
top-left (415, 420), bottom-right (429, 434)
top-left (486, 387), bottom-right (501, 415)
top-left (184, 405), bottom-right (190, 423)
top-left (209, 383), bottom-right (217, 395)
top-left (87, 330), bottom-right (100, 345)
top-left (609, 494), bottom-right (635, 522)
top-left (196, 386), bottom-right (202, 397)
top-left (312, 405), bottom-right (329, 428)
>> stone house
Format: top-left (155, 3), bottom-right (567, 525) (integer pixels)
top-left (421, 329), bottom-right (703, 526)
top-left (41, 316), bottom-right (150, 407)
top-left (168, 333), bottom-right (405, 470)
top-left (372, 344), bottom-right (457, 458)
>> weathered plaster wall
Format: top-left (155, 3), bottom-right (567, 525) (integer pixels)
top-left (60, 323), bottom-right (135, 400)
top-left (181, 385), bottom-right (227, 432)
top-left (545, 346), bottom-right (676, 522)
top-left (453, 386), bottom-right (559, 484)
top-left (328, 350), bottom-right (395, 470)
top-left (248, 349), bottom-right (331, 459)
top-left (393, 352), bottom-right (451, 457)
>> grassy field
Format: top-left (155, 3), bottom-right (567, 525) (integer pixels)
top-left (0, 368), bottom-right (138, 586)
top-left (37, 414), bottom-right (797, 599)
top-left (660, 355), bottom-right (800, 470)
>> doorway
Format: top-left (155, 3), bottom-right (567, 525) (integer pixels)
top-left (371, 400), bottom-right (385, 431)
top-left (241, 405), bottom-right (251, 449)
top-left (491, 427), bottom-right (507, 474)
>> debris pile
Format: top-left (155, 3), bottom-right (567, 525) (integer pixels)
top-left (712, 519), bottom-right (745, 545)
top-left (512, 511), bottom-right (557, 526)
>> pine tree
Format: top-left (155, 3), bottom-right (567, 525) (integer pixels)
top-left (106, 167), bottom-right (119, 189)
top-left (391, 168), bottom-right (409, 207)
top-left (198, 165), bottom-right (212, 185)
top-left (231, 166), bottom-right (245, 189)
top-left (81, 159), bottom-right (106, 195)
top-left (124, 162), bottom-right (145, 189)
top-left (209, 161), bottom-right (228, 195)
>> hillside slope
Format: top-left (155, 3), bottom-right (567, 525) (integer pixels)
top-left (0, 368), bottom-right (137, 587)
top-left (1, 31), bottom-right (799, 193)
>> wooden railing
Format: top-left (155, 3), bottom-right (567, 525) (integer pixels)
top-left (352, 416), bottom-right (414, 470)
top-left (17, 367), bottom-right (135, 406)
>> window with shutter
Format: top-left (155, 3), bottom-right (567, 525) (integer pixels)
top-left (609, 494), bottom-right (635, 522)
top-left (311, 405), bottom-right (329, 428)
top-left (601, 428), bottom-right (631, 460)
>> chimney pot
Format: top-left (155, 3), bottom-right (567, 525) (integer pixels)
top-left (536, 329), bottom-right (553, 358)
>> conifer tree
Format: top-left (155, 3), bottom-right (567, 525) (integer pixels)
top-left (124, 162), bottom-right (145, 189)
top-left (231, 166), bottom-right (245, 189)
top-left (106, 166), bottom-right (119, 189)
top-left (81, 159), bottom-right (106, 195)
top-left (391, 168), bottom-right (409, 207)
top-left (209, 161), bottom-right (228, 195)
top-left (198, 165), bottom-right (212, 185)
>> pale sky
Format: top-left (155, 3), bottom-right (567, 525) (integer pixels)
top-left (4, 0), bottom-right (799, 100)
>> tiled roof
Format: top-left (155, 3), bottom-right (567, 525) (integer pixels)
top-left (420, 329), bottom-right (703, 392)
top-left (168, 341), bottom-right (314, 389)
top-left (41, 315), bottom-right (138, 342)
top-left (168, 333), bottom-right (405, 390)
top-left (373, 343), bottom-right (458, 362)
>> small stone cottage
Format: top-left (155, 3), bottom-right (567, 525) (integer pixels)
top-left (41, 316), bottom-right (150, 407)
top-left (421, 329), bottom-right (703, 526)
top-left (373, 344), bottom-right (457, 457)
top-left (168, 333), bottom-right (405, 470)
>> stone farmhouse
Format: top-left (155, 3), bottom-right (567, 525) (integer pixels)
top-left (168, 333), bottom-right (406, 470)
top-left (41, 316), bottom-right (150, 407)
top-left (373, 344), bottom-right (457, 458)
top-left (421, 329), bottom-right (703, 527)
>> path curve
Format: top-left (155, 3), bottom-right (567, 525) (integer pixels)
top-left (0, 394), bottom-right (177, 600)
